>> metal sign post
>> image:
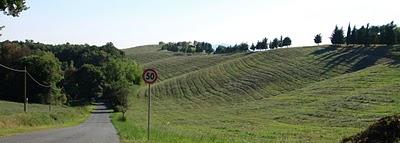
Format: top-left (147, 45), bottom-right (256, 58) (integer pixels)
top-left (142, 68), bottom-right (158, 141)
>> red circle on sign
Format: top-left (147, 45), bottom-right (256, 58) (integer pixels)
top-left (142, 69), bottom-right (158, 84)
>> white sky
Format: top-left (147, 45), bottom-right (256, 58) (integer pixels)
top-left (0, 0), bottom-right (399, 48)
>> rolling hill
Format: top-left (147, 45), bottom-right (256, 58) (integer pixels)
top-left (114, 45), bottom-right (400, 143)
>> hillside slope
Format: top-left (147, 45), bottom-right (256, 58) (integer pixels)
top-left (114, 45), bottom-right (400, 143)
top-left (142, 46), bottom-right (392, 105)
top-left (123, 45), bottom-right (175, 64)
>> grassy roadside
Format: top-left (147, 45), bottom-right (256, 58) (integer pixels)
top-left (0, 100), bottom-right (91, 137)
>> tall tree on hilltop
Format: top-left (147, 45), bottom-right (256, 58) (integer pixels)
top-left (349, 26), bottom-right (358, 45)
top-left (250, 43), bottom-right (255, 51)
top-left (314, 34), bottom-right (322, 46)
top-left (381, 21), bottom-right (397, 45)
top-left (282, 37), bottom-right (292, 48)
top-left (278, 36), bottom-right (284, 48)
top-left (330, 25), bottom-right (345, 45)
top-left (357, 26), bottom-right (366, 45)
top-left (364, 23), bottom-right (371, 46)
top-left (369, 26), bottom-right (380, 46)
top-left (271, 38), bottom-right (279, 49)
top-left (346, 23), bottom-right (352, 45)
top-left (261, 38), bottom-right (268, 50)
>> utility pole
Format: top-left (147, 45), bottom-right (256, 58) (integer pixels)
top-left (24, 66), bottom-right (27, 113)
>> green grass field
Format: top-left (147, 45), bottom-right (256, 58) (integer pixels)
top-left (0, 100), bottom-right (90, 136)
top-left (114, 45), bottom-right (400, 143)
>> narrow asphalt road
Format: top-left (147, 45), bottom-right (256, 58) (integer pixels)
top-left (0, 102), bottom-right (120, 143)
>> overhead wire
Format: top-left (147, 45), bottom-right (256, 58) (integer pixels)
top-left (0, 63), bottom-right (54, 89)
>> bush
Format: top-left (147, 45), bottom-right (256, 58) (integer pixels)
top-left (341, 115), bottom-right (400, 143)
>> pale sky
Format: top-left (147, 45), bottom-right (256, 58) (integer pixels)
top-left (0, 0), bottom-right (399, 49)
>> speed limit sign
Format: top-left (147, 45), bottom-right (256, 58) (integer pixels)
top-left (142, 69), bottom-right (158, 84)
top-left (142, 68), bottom-right (158, 141)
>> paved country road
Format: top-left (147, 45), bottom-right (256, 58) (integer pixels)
top-left (0, 102), bottom-right (120, 143)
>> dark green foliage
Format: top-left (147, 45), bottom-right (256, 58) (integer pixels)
top-left (0, 40), bottom-right (141, 109)
top-left (64, 64), bottom-right (104, 100)
top-left (314, 34), bottom-right (322, 45)
top-left (214, 43), bottom-right (248, 54)
top-left (282, 37), bottom-right (292, 47)
top-left (381, 21), bottom-right (397, 45)
top-left (342, 115), bottom-right (400, 143)
top-left (18, 52), bottom-right (64, 104)
top-left (215, 45), bottom-right (227, 54)
top-left (102, 58), bottom-right (141, 115)
top-left (50, 42), bottom-right (124, 68)
top-left (340, 21), bottom-right (399, 46)
top-left (330, 25), bottom-right (345, 45)
top-left (161, 41), bottom-right (213, 54)
top-left (0, 0), bottom-right (28, 17)
top-left (270, 38), bottom-right (279, 49)
top-left (256, 38), bottom-right (268, 50)
top-left (278, 36), bottom-right (283, 48)
top-left (250, 43), bottom-right (256, 51)
top-left (107, 82), bottom-right (130, 118)
top-left (349, 26), bottom-right (357, 45)
top-left (346, 24), bottom-right (352, 45)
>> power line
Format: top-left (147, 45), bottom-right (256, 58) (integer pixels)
top-left (0, 63), bottom-right (53, 89)
top-left (0, 63), bottom-right (26, 72)
top-left (26, 71), bottom-right (52, 88)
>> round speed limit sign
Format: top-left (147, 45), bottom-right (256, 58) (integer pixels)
top-left (142, 69), bottom-right (158, 84)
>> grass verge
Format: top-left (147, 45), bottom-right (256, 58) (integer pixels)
top-left (0, 101), bottom-right (91, 136)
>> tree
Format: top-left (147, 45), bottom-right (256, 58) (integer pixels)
top-left (261, 38), bottom-right (268, 50)
top-left (364, 23), bottom-right (371, 46)
top-left (0, 0), bottom-right (28, 17)
top-left (369, 26), bottom-right (381, 46)
top-left (349, 26), bottom-right (358, 45)
top-left (0, 0), bottom-right (28, 36)
top-left (18, 52), bottom-right (64, 104)
top-left (357, 26), bottom-right (366, 45)
top-left (282, 37), bottom-right (292, 48)
top-left (215, 45), bottom-right (227, 54)
top-left (381, 21), bottom-right (397, 45)
top-left (271, 38), bottom-right (279, 49)
top-left (250, 43), bottom-right (255, 51)
top-left (314, 34), bottom-right (322, 46)
top-left (330, 25), bottom-right (345, 45)
top-left (346, 23), bottom-right (352, 45)
top-left (65, 64), bottom-right (104, 100)
top-left (278, 36), bottom-right (283, 48)
top-left (108, 82), bottom-right (130, 120)
top-left (238, 43), bottom-right (249, 51)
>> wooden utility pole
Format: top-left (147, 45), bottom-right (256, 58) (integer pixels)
top-left (24, 66), bottom-right (27, 113)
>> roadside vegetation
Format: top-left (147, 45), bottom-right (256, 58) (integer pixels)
top-left (0, 100), bottom-right (90, 136)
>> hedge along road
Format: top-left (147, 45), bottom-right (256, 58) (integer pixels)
top-left (0, 102), bottom-right (119, 143)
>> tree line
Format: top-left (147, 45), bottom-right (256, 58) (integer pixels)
top-left (329, 21), bottom-right (400, 46)
top-left (0, 40), bottom-right (142, 112)
top-left (215, 36), bottom-right (292, 54)
top-left (161, 41), bottom-right (214, 54)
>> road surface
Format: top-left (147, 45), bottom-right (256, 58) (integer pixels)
top-left (0, 102), bottom-right (120, 143)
